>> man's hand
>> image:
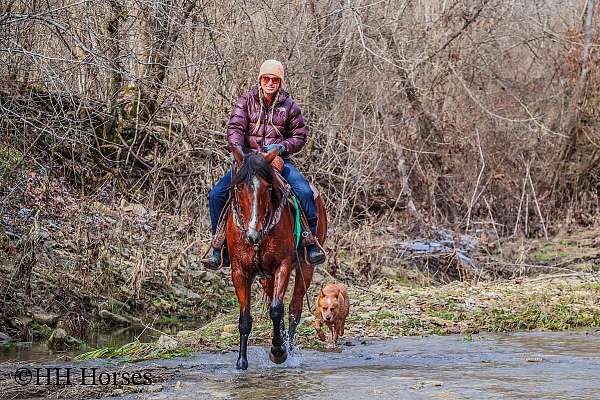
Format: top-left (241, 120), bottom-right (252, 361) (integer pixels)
top-left (262, 143), bottom-right (285, 155)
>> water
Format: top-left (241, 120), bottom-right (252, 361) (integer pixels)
top-left (2, 331), bottom-right (599, 399)
top-left (125, 331), bottom-right (600, 399)
top-left (0, 325), bottom-right (181, 362)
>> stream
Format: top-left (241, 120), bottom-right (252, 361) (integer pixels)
top-left (112, 331), bottom-right (600, 399)
top-left (1, 331), bottom-right (599, 399)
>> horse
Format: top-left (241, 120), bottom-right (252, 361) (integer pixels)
top-left (227, 144), bottom-right (327, 370)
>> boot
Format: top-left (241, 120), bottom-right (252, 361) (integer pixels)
top-left (203, 247), bottom-right (230, 270)
top-left (306, 244), bottom-right (326, 265)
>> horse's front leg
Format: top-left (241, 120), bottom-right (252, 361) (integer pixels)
top-left (288, 262), bottom-right (314, 347)
top-left (269, 260), bottom-right (292, 364)
top-left (232, 268), bottom-right (252, 370)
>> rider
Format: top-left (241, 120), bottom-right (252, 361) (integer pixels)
top-left (205, 59), bottom-right (326, 269)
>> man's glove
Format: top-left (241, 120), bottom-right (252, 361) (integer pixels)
top-left (262, 143), bottom-right (285, 155)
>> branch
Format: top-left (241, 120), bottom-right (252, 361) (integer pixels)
top-left (417, 0), bottom-right (492, 67)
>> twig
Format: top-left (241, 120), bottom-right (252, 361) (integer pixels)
top-left (527, 161), bottom-right (549, 240)
top-left (466, 128), bottom-right (486, 230)
top-left (527, 272), bottom-right (594, 283)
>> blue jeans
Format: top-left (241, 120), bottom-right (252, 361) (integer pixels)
top-left (208, 160), bottom-right (318, 238)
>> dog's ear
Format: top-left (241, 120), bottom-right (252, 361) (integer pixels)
top-left (337, 290), bottom-right (345, 305)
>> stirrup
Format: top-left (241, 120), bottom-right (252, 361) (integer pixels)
top-left (306, 244), bottom-right (326, 265)
top-left (202, 248), bottom-right (229, 270)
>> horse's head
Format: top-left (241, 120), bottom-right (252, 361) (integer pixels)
top-left (230, 145), bottom-right (280, 244)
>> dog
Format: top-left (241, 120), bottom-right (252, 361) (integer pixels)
top-left (314, 282), bottom-right (350, 348)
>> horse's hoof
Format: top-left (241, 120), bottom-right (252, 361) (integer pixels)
top-left (269, 349), bottom-right (288, 364)
top-left (236, 357), bottom-right (248, 370)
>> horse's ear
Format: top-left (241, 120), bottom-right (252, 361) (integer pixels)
top-left (231, 145), bottom-right (244, 166)
top-left (263, 147), bottom-right (279, 164)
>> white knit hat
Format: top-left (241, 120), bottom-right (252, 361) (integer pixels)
top-left (258, 59), bottom-right (284, 83)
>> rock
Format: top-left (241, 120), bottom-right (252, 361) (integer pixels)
top-left (107, 298), bottom-right (131, 311)
top-left (98, 309), bottom-right (131, 325)
top-left (91, 201), bottom-right (118, 217)
top-left (170, 283), bottom-right (202, 302)
top-left (31, 308), bottom-right (60, 326)
top-left (411, 380), bottom-right (444, 390)
top-left (188, 270), bottom-right (207, 280)
top-left (13, 316), bottom-right (32, 327)
top-left (18, 208), bottom-right (33, 220)
top-left (220, 332), bottom-right (233, 338)
top-left (525, 356), bottom-right (543, 363)
top-left (121, 202), bottom-right (147, 217)
top-left (146, 384), bottom-right (163, 393)
top-left (200, 270), bottom-right (220, 283)
top-left (0, 332), bottom-right (11, 342)
top-left (47, 220), bottom-right (61, 230)
top-left (303, 315), bottom-right (315, 323)
top-left (223, 324), bottom-right (236, 333)
top-left (426, 316), bottom-right (451, 327)
top-left (38, 228), bottom-right (51, 240)
top-left (176, 330), bottom-right (196, 339)
top-left (158, 334), bottom-right (179, 350)
top-left (131, 204), bottom-right (147, 217)
top-left (203, 301), bottom-right (218, 310)
top-left (47, 328), bottom-right (78, 350)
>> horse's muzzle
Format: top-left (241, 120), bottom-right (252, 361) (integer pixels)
top-left (246, 228), bottom-right (261, 244)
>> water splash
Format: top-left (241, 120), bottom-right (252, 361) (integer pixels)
top-left (286, 343), bottom-right (303, 368)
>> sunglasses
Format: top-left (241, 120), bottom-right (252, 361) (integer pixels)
top-left (261, 76), bottom-right (281, 84)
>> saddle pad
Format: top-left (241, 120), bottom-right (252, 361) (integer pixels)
top-left (309, 183), bottom-right (320, 200)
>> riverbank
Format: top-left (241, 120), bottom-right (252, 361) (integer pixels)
top-left (68, 271), bottom-right (600, 362)
top-left (175, 272), bottom-right (600, 352)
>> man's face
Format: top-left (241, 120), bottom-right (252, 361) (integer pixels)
top-left (260, 74), bottom-right (281, 96)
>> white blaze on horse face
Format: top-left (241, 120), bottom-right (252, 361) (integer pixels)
top-left (248, 175), bottom-right (260, 234)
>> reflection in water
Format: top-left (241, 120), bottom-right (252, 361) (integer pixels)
top-left (0, 324), bottom-right (188, 362)
top-left (135, 331), bottom-right (600, 400)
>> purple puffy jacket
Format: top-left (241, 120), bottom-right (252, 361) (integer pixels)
top-left (226, 87), bottom-right (308, 156)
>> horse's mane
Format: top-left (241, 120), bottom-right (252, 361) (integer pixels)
top-left (231, 152), bottom-right (275, 187)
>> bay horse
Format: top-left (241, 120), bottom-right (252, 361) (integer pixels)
top-left (227, 145), bottom-right (327, 370)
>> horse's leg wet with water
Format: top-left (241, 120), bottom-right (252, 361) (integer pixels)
top-left (268, 260), bottom-right (293, 364)
top-left (287, 261), bottom-right (314, 347)
top-left (232, 267), bottom-right (253, 370)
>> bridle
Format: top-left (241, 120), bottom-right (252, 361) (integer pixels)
top-left (230, 171), bottom-right (291, 246)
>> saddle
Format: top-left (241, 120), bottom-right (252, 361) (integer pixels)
top-left (211, 157), bottom-right (319, 250)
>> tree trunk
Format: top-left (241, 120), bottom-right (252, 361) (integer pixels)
top-left (551, 0), bottom-right (597, 198)
top-left (141, 0), bottom-right (198, 116)
top-left (101, 0), bottom-right (126, 144)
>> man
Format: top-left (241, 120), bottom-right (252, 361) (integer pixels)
top-left (205, 59), bottom-right (326, 269)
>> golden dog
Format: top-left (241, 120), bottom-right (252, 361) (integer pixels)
top-left (314, 282), bottom-right (350, 348)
